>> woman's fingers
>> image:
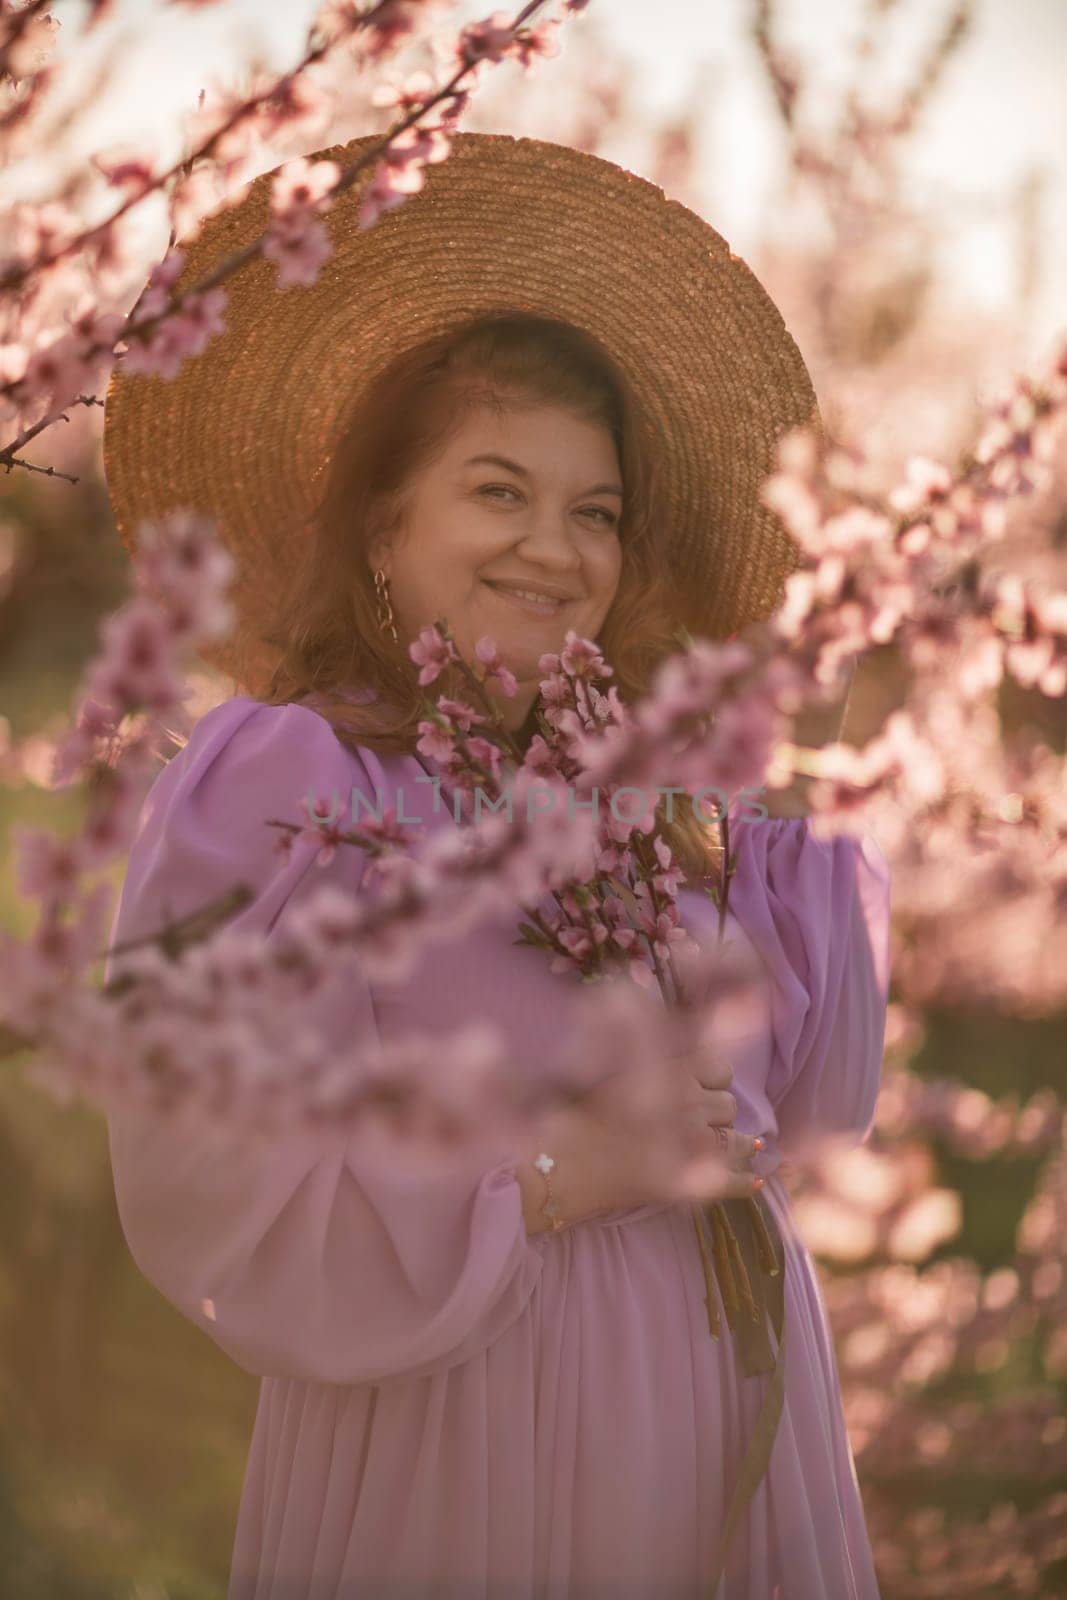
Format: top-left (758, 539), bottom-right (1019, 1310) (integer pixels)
top-left (712, 1126), bottom-right (761, 1168)
top-left (668, 1046), bottom-right (734, 1093)
top-left (678, 1104), bottom-right (760, 1164)
top-left (676, 1148), bottom-right (763, 1203)
top-left (718, 1165), bottom-right (765, 1200)
top-left (682, 1086), bottom-right (737, 1125)
top-left (670, 1062), bottom-right (765, 1202)
top-left (689, 1121), bottom-right (759, 1166)
top-left (695, 1060), bottom-right (734, 1092)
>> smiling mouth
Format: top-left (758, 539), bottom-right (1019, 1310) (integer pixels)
top-left (481, 580), bottom-right (574, 616)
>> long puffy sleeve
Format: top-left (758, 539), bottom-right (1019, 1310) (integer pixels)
top-left (104, 697), bottom-right (544, 1387)
top-left (727, 816), bottom-right (891, 1166)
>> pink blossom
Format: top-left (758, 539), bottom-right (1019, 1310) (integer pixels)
top-left (0, 929), bottom-right (68, 1038)
top-left (14, 330), bottom-right (97, 413)
top-left (80, 760), bottom-right (152, 867)
top-left (821, 507), bottom-right (893, 553)
top-left (172, 287), bottom-right (230, 358)
top-left (512, 19), bottom-right (562, 69)
top-left (270, 156), bottom-right (341, 217)
top-left (361, 0), bottom-right (424, 56)
top-left (308, 0), bottom-right (422, 52)
top-left (623, 950), bottom-right (657, 989)
top-left (85, 596), bottom-right (186, 714)
top-left (466, 736), bottom-right (503, 787)
top-left (644, 640), bottom-right (751, 725)
top-left (3, 6), bottom-right (59, 81)
top-left (521, 733), bottom-right (556, 775)
top-left (64, 298), bottom-right (126, 377)
top-left (760, 467), bottom-right (824, 552)
top-left (298, 792), bottom-right (347, 865)
top-left (122, 286), bottom-right (229, 380)
top-left (30, 881), bottom-right (113, 984)
top-left (13, 828), bottom-right (84, 907)
top-left (594, 838), bottom-right (629, 876)
top-left (357, 170), bottom-right (411, 230)
top-left (358, 125), bottom-right (451, 230)
top-left (889, 455), bottom-right (954, 513)
top-left (409, 624), bottom-right (458, 686)
top-left (416, 718), bottom-right (457, 765)
top-left (370, 70), bottom-right (438, 115)
top-left (645, 908), bottom-right (690, 965)
top-left (125, 247), bottom-right (187, 319)
top-left (473, 636), bottom-right (518, 696)
top-left (650, 835), bottom-right (684, 897)
top-left (434, 697), bottom-right (486, 733)
top-left (952, 628), bottom-right (1004, 700)
top-left (50, 697), bottom-right (122, 788)
top-left (458, 11), bottom-right (514, 65)
top-left (775, 570), bottom-right (818, 638)
top-left (92, 143), bottom-right (158, 198)
top-left (352, 806), bottom-right (418, 854)
top-left (988, 576), bottom-right (1067, 696)
top-left (263, 213), bottom-right (333, 289)
top-left (604, 784), bottom-right (658, 838)
top-left (537, 669), bottom-right (572, 711)
top-left (678, 691), bottom-right (779, 800)
top-left (1006, 636), bottom-right (1066, 697)
top-left (559, 631), bottom-right (611, 681)
top-left (313, 0), bottom-right (371, 45)
top-left (134, 509), bottom-right (236, 643)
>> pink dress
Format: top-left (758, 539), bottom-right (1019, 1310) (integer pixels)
top-left (104, 694), bottom-right (891, 1599)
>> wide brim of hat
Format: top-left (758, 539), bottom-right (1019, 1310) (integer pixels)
top-left (103, 131), bottom-right (821, 695)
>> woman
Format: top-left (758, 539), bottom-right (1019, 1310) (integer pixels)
top-left (102, 134), bottom-right (891, 1598)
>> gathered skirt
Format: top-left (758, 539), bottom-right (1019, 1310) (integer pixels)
top-left (228, 1168), bottom-right (880, 1600)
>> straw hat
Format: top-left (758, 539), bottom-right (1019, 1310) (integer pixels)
top-left (103, 131), bottom-right (823, 696)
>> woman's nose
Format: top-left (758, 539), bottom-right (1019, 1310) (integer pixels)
top-left (513, 511), bottom-right (584, 571)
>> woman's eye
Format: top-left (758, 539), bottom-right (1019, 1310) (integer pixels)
top-left (477, 485), bottom-right (617, 528)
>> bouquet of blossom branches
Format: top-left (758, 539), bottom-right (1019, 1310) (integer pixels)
top-left (404, 618), bottom-right (783, 1349)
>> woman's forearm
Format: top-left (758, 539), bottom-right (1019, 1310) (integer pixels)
top-left (513, 1106), bottom-right (604, 1235)
top-left (515, 1159), bottom-right (555, 1235)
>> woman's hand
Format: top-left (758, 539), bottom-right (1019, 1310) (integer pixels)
top-left (672, 1050), bottom-right (763, 1203)
top-left (515, 1050), bottom-right (761, 1234)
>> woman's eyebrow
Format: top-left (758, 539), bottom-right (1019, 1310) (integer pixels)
top-left (462, 452), bottom-right (624, 498)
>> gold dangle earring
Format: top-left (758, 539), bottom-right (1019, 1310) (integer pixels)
top-left (373, 567), bottom-right (400, 646)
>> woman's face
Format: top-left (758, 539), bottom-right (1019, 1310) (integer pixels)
top-left (368, 399), bottom-right (625, 731)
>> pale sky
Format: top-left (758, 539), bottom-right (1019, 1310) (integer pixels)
top-left (18, 0), bottom-right (1067, 354)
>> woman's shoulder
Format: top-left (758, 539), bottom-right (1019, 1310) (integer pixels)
top-left (175, 690), bottom-right (387, 777)
top-left (179, 691), bottom-right (319, 747)
top-left (107, 697), bottom-right (376, 982)
top-left (131, 695), bottom-right (393, 858)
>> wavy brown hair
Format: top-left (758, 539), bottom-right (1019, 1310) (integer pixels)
top-left (258, 312), bottom-right (723, 883)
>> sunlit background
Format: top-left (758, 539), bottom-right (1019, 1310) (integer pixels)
top-left (19, 0), bottom-right (1066, 348)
